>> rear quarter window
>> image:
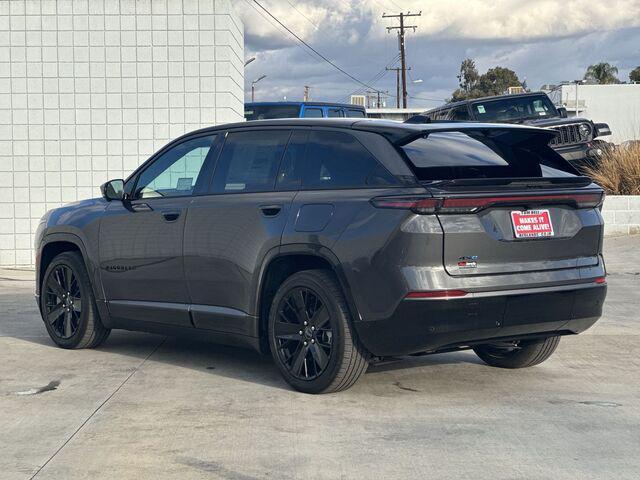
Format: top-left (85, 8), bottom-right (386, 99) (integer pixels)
top-left (302, 131), bottom-right (398, 189)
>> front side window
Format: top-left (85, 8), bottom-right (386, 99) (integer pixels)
top-left (211, 130), bottom-right (291, 193)
top-left (134, 135), bottom-right (216, 199)
top-left (302, 107), bottom-right (324, 118)
top-left (302, 131), bottom-right (397, 189)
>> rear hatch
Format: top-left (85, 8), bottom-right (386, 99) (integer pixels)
top-left (396, 126), bottom-right (604, 277)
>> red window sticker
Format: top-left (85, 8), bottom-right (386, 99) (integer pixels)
top-left (510, 209), bottom-right (554, 238)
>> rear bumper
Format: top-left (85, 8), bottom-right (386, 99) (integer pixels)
top-left (354, 282), bottom-right (607, 357)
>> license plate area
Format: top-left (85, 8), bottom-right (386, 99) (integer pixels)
top-left (510, 209), bottom-right (554, 239)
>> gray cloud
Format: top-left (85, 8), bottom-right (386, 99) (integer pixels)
top-left (239, 0), bottom-right (640, 108)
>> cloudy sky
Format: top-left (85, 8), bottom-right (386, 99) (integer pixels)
top-left (239, 0), bottom-right (640, 109)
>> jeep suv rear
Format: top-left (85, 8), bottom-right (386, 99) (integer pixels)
top-left (35, 119), bottom-right (607, 393)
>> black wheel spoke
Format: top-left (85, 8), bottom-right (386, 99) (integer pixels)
top-left (47, 276), bottom-right (65, 298)
top-left (63, 310), bottom-right (73, 337)
top-left (310, 305), bottom-right (330, 330)
top-left (292, 290), bottom-right (309, 323)
top-left (47, 304), bottom-right (65, 324)
top-left (274, 321), bottom-right (302, 340)
top-left (63, 266), bottom-right (73, 292)
top-left (290, 344), bottom-right (307, 376)
top-left (310, 343), bottom-right (328, 371)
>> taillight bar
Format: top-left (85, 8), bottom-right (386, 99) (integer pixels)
top-left (372, 192), bottom-right (604, 214)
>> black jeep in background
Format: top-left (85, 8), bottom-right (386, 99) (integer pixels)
top-left (408, 92), bottom-right (612, 169)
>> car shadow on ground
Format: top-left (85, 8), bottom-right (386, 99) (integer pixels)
top-left (2, 280), bottom-right (484, 392)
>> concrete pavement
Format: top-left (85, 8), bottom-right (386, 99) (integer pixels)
top-left (1, 236), bottom-right (639, 479)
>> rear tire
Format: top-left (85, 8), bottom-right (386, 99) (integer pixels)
top-left (268, 270), bottom-right (369, 394)
top-left (40, 251), bottom-right (110, 349)
top-left (473, 336), bottom-right (560, 369)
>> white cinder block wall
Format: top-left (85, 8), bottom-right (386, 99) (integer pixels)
top-left (0, 0), bottom-right (244, 267)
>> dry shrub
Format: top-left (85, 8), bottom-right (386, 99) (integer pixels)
top-left (581, 143), bottom-right (640, 195)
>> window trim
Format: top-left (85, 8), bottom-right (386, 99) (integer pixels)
top-left (130, 132), bottom-right (219, 201)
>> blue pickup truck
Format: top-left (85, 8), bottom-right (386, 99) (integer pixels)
top-left (244, 102), bottom-right (366, 120)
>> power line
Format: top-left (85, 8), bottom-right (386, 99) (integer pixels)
top-left (251, 0), bottom-right (379, 91)
top-left (283, 0), bottom-right (318, 30)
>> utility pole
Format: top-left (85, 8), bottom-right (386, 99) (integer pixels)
top-left (386, 66), bottom-right (411, 108)
top-left (383, 11), bottom-right (421, 108)
top-left (303, 85), bottom-right (310, 102)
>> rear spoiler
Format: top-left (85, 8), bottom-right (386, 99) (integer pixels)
top-left (391, 125), bottom-right (557, 148)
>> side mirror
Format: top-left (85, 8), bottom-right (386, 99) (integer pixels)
top-left (100, 179), bottom-right (125, 201)
top-left (557, 107), bottom-right (568, 118)
top-left (594, 123), bottom-right (611, 137)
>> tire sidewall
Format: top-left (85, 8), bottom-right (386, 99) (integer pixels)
top-left (40, 253), bottom-right (94, 349)
top-left (268, 272), bottom-right (347, 393)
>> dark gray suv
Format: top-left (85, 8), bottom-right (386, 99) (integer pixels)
top-left (35, 119), bottom-right (607, 393)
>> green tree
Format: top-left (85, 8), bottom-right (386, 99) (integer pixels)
top-left (478, 67), bottom-right (521, 96)
top-left (450, 60), bottom-right (521, 101)
top-left (584, 62), bottom-right (620, 84)
top-left (630, 66), bottom-right (640, 83)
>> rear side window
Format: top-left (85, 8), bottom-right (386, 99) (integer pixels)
top-left (302, 131), bottom-right (398, 189)
top-left (401, 132), bottom-right (547, 180)
top-left (328, 108), bottom-right (344, 118)
top-left (346, 109), bottom-right (366, 118)
top-left (211, 130), bottom-right (290, 193)
top-left (303, 108), bottom-right (323, 118)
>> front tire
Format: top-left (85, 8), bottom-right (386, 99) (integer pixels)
top-left (473, 336), bottom-right (560, 369)
top-left (40, 251), bottom-right (110, 349)
top-left (268, 270), bottom-right (369, 394)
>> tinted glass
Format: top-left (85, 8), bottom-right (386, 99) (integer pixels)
top-left (211, 130), bottom-right (290, 193)
top-left (303, 108), bottom-right (323, 118)
top-left (303, 131), bottom-right (397, 189)
top-left (134, 135), bottom-right (215, 199)
top-left (328, 108), bottom-right (344, 118)
top-left (276, 130), bottom-right (308, 190)
top-left (346, 109), bottom-right (366, 118)
top-left (471, 95), bottom-right (557, 122)
top-left (451, 106), bottom-right (470, 120)
top-left (402, 132), bottom-right (547, 180)
top-left (244, 105), bottom-right (301, 120)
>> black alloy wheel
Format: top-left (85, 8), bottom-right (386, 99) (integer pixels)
top-left (268, 270), bottom-right (369, 394)
top-left (44, 264), bottom-right (82, 339)
top-left (40, 251), bottom-right (111, 349)
top-left (273, 287), bottom-right (333, 380)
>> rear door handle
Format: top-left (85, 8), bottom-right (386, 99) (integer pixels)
top-left (161, 210), bottom-right (181, 222)
top-left (260, 204), bottom-right (282, 217)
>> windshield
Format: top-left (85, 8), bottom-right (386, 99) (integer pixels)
top-left (471, 96), bottom-right (558, 122)
top-left (244, 105), bottom-right (301, 120)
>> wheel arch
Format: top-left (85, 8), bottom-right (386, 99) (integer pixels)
top-left (38, 233), bottom-right (91, 298)
top-left (255, 245), bottom-right (361, 354)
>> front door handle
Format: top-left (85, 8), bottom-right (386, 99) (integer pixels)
top-left (161, 210), bottom-right (181, 222)
top-left (260, 204), bottom-right (282, 217)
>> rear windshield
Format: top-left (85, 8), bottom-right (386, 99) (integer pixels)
top-left (401, 131), bottom-right (574, 181)
top-left (244, 105), bottom-right (301, 120)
